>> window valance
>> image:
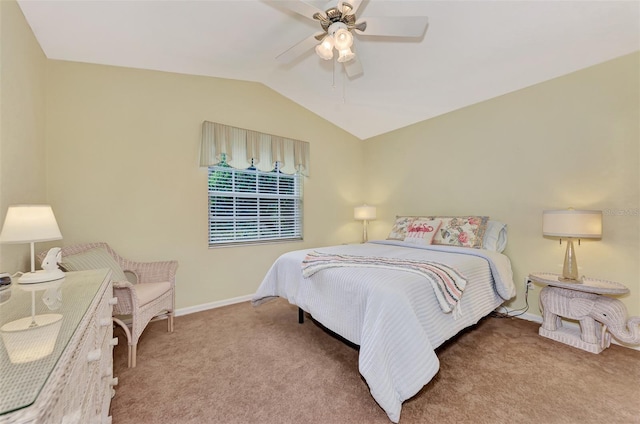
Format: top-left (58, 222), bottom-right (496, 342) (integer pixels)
top-left (200, 121), bottom-right (310, 176)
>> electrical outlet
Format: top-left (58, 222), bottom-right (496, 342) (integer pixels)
top-left (525, 277), bottom-right (534, 290)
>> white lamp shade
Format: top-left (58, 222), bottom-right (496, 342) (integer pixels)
top-left (354, 205), bottom-right (376, 221)
top-left (0, 205), bottom-right (63, 243)
top-left (542, 209), bottom-right (602, 238)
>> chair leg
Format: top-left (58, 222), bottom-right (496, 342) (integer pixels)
top-left (113, 317), bottom-right (134, 368)
top-left (168, 313), bottom-right (174, 333)
top-left (130, 344), bottom-right (137, 368)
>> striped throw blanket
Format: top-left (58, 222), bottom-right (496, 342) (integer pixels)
top-left (301, 251), bottom-right (467, 316)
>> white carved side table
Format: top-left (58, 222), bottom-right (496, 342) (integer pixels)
top-left (529, 272), bottom-right (630, 354)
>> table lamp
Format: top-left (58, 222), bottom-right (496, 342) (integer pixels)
top-left (0, 205), bottom-right (64, 284)
top-left (354, 204), bottom-right (376, 243)
top-left (542, 209), bottom-right (602, 282)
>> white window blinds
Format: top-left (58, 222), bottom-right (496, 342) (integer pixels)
top-left (208, 161), bottom-right (303, 246)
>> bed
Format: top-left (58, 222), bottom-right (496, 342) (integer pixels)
top-left (252, 236), bottom-right (516, 422)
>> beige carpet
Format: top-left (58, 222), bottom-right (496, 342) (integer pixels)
top-left (110, 299), bottom-right (640, 424)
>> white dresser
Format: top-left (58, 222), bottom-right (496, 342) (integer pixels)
top-left (0, 269), bottom-right (117, 424)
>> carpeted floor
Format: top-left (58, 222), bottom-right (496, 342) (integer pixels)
top-left (110, 299), bottom-right (640, 424)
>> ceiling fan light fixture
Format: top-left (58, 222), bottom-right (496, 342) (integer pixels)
top-left (333, 27), bottom-right (354, 50)
top-left (337, 47), bottom-right (355, 63)
top-left (275, 1), bottom-right (431, 78)
top-left (315, 41), bottom-right (334, 60)
top-left (320, 35), bottom-right (334, 50)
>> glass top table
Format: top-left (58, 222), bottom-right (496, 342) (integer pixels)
top-left (0, 269), bottom-right (109, 416)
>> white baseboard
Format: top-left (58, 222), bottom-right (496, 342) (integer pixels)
top-left (509, 310), bottom-right (640, 351)
top-left (175, 294), bottom-right (254, 317)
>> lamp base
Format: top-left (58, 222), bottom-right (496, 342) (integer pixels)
top-left (561, 239), bottom-right (580, 282)
top-left (362, 219), bottom-right (369, 243)
top-left (18, 269), bottom-right (65, 284)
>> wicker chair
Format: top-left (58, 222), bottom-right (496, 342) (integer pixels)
top-left (39, 242), bottom-right (178, 368)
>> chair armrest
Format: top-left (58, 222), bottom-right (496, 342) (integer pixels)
top-left (119, 259), bottom-right (178, 285)
top-left (112, 283), bottom-right (139, 316)
top-left (113, 280), bottom-right (135, 290)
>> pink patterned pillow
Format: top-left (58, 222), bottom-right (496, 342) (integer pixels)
top-left (403, 219), bottom-right (442, 245)
top-left (432, 216), bottom-right (489, 248)
top-left (387, 216), bottom-right (418, 240)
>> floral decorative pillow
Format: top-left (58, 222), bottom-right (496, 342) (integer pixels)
top-left (387, 216), bottom-right (417, 240)
top-left (431, 216), bottom-right (489, 249)
top-left (403, 219), bottom-right (442, 245)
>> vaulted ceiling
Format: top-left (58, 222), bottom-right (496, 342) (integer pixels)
top-left (18, 0), bottom-right (640, 140)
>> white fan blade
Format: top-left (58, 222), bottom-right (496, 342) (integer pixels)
top-left (343, 55), bottom-right (363, 78)
top-left (276, 33), bottom-right (324, 63)
top-left (355, 16), bottom-right (429, 37)
top-left (266, 0), bottom-right (325, 21)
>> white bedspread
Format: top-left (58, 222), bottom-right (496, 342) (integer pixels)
top-left (252, 240), bottom-right (516, 422)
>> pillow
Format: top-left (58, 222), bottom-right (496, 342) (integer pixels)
top-left (403, 219), bottom-right (442, 245)
top-left (482, 220), bottom-right (508, 252)
top-left (387, 216), bottom-right (418, 240)
top-left (60, 247), bottom-right (127, 281)
top-left (431, 216), bottom-right (489, 249)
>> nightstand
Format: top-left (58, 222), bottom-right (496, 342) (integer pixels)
top-left (529, 272), bottom-right (630, 353)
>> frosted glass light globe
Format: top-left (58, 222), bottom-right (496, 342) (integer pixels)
top-left (333, 28), bottom-right (353, 50)
top-left (337, 47), bottom-right (355, 63)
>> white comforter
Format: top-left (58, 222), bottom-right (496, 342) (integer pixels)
top-left (252, 241), bottom-right (516, 422)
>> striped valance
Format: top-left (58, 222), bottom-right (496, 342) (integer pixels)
top-left (200, 121), bottom-right (310, 176)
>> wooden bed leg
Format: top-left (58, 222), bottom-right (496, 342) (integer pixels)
top-left (298, 307), bottom-right (304, 324)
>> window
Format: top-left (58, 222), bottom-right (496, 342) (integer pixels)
top-left (208, 158), bottom-right (303, 246)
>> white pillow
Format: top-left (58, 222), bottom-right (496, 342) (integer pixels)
top-left (482, 221), bottom-right (507, 252)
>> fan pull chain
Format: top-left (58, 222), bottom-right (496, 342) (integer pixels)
top-left (329, 58), bottom-right (346, 104)
top-left (332, 58), bottom-right (336, 89)
top-left (342, 68), bottom-right (346, 104)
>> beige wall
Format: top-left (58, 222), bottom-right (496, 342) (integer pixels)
top-left (364, 52), bottom-right (640, 317)
top-left (2, 2), bottom-right (638, 320)
top-left (45, 61), bottom-right (364, 308)
top-left (0, 0), bottom-right (48, 273)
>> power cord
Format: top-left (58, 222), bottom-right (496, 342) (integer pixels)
top-left (491, 280), bottom-right (530, 318)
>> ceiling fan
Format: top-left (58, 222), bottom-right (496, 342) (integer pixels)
top-left (271, 0), bottom-right (429, 78)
